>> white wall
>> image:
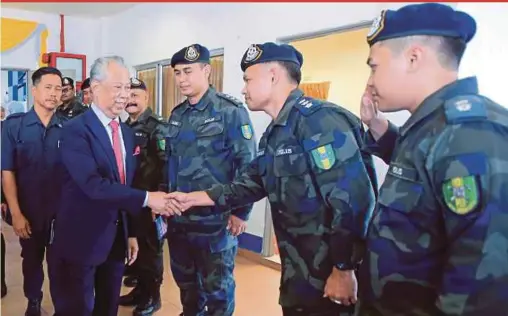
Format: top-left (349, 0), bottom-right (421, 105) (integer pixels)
top-left (1, 8), bottom-right (102, 76)
top-left (458, 3), bottom-right (508, 108)
top-left (103, 2), bottom-right (422, 238)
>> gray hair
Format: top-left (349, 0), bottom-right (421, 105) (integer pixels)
top-left (380, 35), bottom-right (466, 70)
top-left (90, 56), bottom-right (134, 82)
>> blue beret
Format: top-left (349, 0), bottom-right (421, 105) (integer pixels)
top-left (367, 3), bottom-right (477, 46)
top-left (130, 78), bottom-right (146, 90)
top-left (241, 42), bottom-right (303, 72)
top-left (171, 44), bottom-right (210, 68)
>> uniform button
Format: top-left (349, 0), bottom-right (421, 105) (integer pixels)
top-left (278, 210), bottom-right (283, 214)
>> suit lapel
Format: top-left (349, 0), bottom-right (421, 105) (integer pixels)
top-left (121, 122), bottom-right (134, 185)
top-left (84, 110), bottom-right (120, 182)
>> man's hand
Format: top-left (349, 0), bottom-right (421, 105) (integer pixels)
top-left (12, 212), bottom-right (31, 239)
top-left (323, 268), bottom-right (358, 306)
top-left (227, 215), bottom-right (247, 236)
top-left (126, 237), bottom-right (139, 266)
top-left (166, 191), bottom-right (215, 215)
top-left (147, 192), bottom-right (173, 216)
top-left (360, 87), bottom-right (389, 141)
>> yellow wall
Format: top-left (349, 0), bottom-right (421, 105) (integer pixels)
top-left (290, 27), bottom-right (370, 117)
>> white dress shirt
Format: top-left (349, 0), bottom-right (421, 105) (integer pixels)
top-left (91, 104), bottom-right (148, 207)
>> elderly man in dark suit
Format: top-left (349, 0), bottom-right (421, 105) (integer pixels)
top-left (49, 56), bottom-right (172, 316)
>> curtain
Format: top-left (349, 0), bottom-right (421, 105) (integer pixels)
top-left (137, 68), bottom-right (157, 112)
top-left (161, 55), bottom-right (224, 119)
top-left (300, 81), bottom-right (331, 100)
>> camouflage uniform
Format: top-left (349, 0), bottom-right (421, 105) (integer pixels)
top-left (206, 89), bottom-right (377, 314)
top-left (57, 97), bottom-right (88, 120)
top-left (357, 77), bottom-right (508, 316)
top-left (125, 107), bottom-right (169, 306)
top-left (165, 87), bottom-right (256, 316)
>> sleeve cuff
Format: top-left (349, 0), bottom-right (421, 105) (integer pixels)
top-left (232, 208), bottom-right (250, 221)
top-left (205, 185), bottom-right (223, 204)
top-left (142, 192), bottom-right (148, 207)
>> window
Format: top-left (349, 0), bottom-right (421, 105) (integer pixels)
top-left (135, 49), bottom-right (224, 120)
top-left (137, 67), bottom-right (157, 112)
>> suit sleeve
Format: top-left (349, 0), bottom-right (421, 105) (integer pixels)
top-left (363, 121), bottom-right (399, 164)
top-left (300, 107), bottom-right (376, 270)
top-left (427, 120), bottom-right (508, 314)
top-left (226, 105), bottom-right (257, 220)
top-left (60, 121), bottom-right (146, 214)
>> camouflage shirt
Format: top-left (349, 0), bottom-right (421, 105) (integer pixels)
top-left (206, 89), bottom-right (377, 307)
top-left (358, 77), bottom-right (508, 316)
top-left (165, 87), bottom-right (257, 252)
top-left (57, 97), bottom-right (88, 120)
top-left (126, 107), bottom-right (169, 192)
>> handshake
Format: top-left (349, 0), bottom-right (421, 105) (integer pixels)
top-left (146, 191), bottom-right (215, 217)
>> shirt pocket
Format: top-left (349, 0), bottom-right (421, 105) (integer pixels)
top-left (195, 116), bottom-right (226, 155)
top-left (15, 142), bottom-right (37, 167)
top-left (273, 145), bottom-right (316, 214)
top-left (378, 165), bottom-right (423, 213)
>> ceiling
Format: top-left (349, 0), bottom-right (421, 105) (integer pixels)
top-left (1, 3), bottom-right (137, 17)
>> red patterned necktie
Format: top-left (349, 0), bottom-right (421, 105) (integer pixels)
top-left (109, 120), bottom-right (125, 184)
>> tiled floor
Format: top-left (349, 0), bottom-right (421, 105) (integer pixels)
top-left (0, 225), bottom-right (283, 315)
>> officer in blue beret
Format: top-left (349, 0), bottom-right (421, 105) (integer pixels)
top-left (165, 42), bottom-right (378, 315)
top-left (1, 67), bottom-right (65, 315)
top-left (165, 44), bottom-right (257, 316)
top-left (358, 3), bottom-right (508, 315)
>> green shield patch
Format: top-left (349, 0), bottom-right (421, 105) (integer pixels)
top-left (157, 139), bottom-right (166, 151)
top-left (311, 144), bottom-right (336, 170)
top-left (241, 124), bottom-right (253, 140)
top-left (442, 176), bottom-right (479, 215)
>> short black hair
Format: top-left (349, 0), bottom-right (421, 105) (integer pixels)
top-left (32, 67), bottom-right (62, 86)
top-left (438, 37), bottom-right (467, 69)
top-left (277, 61), bottom-right (302, 85)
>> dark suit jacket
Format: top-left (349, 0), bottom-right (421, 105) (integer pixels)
top-left (52, 108), bottom-right (145, 265)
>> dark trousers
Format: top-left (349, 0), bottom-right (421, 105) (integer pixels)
top-left (128, 209), bottom-right (164, 299)
top-left (51, 225), bottom-right (126, 316)
top-left (1, 233), bottom-right (6, 288)
top-left (282, 300), bottom-right (356, 316)
top-left (19, 229), bottom-right (50, 301)
top-left (169, 235), bottom-right (237, 316)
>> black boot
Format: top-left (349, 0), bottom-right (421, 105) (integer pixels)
top-left (133, 295), bottom-right (161, 316)
top-left (119, 286), bottom-right (144, 307)
top-left (124, 275), bottom-right (139, 288)
top-left (25, 298), bottom-right (42, 316)
top-left (133, 278), bottom-right (162, 316)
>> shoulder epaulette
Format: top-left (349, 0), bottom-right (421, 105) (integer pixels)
top-left (444, 95), bottom-right (487, 124)
top-left (294, 97), bottom-right (323, 116)
top-left (5, 112), bottom-right (25, 121)
top-left (216, 92), bottom-right (243, 107)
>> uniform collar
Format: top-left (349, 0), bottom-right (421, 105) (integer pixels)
top-left (400, 76), bottom-right (479, 137)
top-left (25, 107), bottom-right (62, 128)
top-left (182, 87), bottom-right (215, 113)
top-left (126, 107), bottom-right (153, 125)
top-left (273, 89), bottom-right (304, 127)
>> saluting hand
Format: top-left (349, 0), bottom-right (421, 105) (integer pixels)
top-left (360, 87), bottom-right (379, 126)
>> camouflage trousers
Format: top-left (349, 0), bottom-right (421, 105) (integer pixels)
top-left (282, 299), bottom-right (355, 316)
top-left (169, 236), bottom-right (237, 316)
